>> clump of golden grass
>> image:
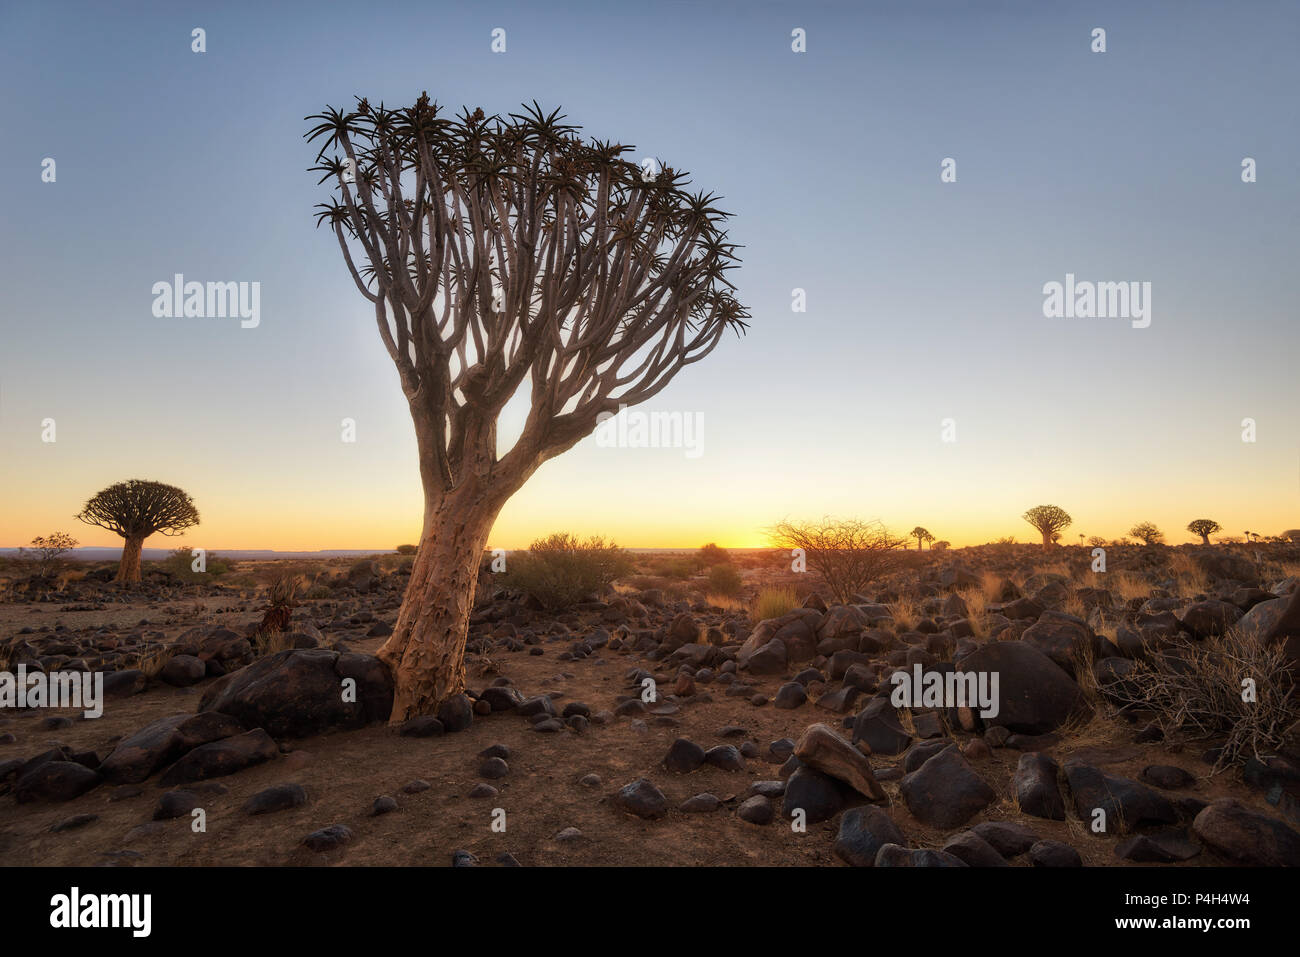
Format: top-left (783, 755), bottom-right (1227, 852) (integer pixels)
top-left (1103, 629), bottom-right (1300, 772)
top-left (1111, 571), bottom-right (1150, 603)
top-left (955, 586), bottom-right (990, 638)
top-left (887, 595), bottom-right (921, 630)
top-left (706, 592), bottom-right (746, 612)
top-left (751, 586), bottom-right (798, 622)
top-left (1167, 551), bottom-right (1209, 595)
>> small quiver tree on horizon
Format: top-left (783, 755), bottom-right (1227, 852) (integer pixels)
top-left (76, 480), bottom-right (200, 583)
top-left (1023, 504), bottom-right (1072, 547)
top-left (1187, 519), bottom-right (1221, 545)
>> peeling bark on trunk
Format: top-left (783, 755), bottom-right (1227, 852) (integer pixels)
top-left (116, 535), bottom-right (144, 583)
top-left (377, 483), bottom-right (505, 722)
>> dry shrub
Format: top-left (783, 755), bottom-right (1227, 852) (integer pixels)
top-left (766, 517), bottom-right (906, 604)
top-left (1105, 630), bottom-right (1299, 772)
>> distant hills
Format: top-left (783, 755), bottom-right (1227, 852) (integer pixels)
top-left (0, 547), bottom-right (394, 562)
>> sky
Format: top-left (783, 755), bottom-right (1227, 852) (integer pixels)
top-left (1, 0), bottom-right (1297, 552)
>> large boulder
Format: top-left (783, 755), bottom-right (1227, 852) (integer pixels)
top-left (957, 641), bottom-right (1090, 734)
top-left (898, 745), bottom-right (996, 828)
top-left (99, 711), bottom-right (247, 784)
top-left (159, 729), bottom-right (278, 786)
top-left (1020, 611), bottom-right (1095, 677)
top-left (738, 609), bottom-right (823, 667)
top-left (793, 723), bottom-right (884, 801)
top-left (1061, 760), bottom-right (1179, 834)
top-left (197, 649), bottom-right (393, 738)
top-left (1192, 798), bottom-right (1300, 866)
top-left (1178, 600), bottom-right (1243, 639)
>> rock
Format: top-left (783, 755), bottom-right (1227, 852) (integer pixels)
top-left (662, 738), bottom-right (706, 773)
top-left (50, 813), bottom-right (98, 832)
top-left (479, 686), bottom-right (525, 712)
top-left (874, 844), bottom-right (968, 867)
top-left (579, 773), bottom-right (602, 788)
top-left (244, 783), bottom-right (308, 815)
top-left (782, 766), bottom-right (850, 824)
top-left (401, 779), bottom-right (430, 794)
top-left (159, 654), bottom-right (207, 687)
top-left (303, 824), bottom-right (353, 851)
top-left (1179, 600), bottom-right (1243, 639)
top-left (158, 729), bottom-right (278, 786)
top-left (1140, 764), bottom-right (1196, 790)
top-left (398, 716), bottom-right (444, 737)
top-left (833, 805), bottom-right (905, 866)
top-left (1062, 760), bottom-right (1179, 833)
top-left (1020, 611), bottom-right (1095, 677)
top-left (957, 641), bottom-right (1090, 734)
top-left (14, 761), bottom-right (99, 803)
top-left (773, 682), bottom-right (807, 710)
top-left (555, 826), bottom-right (583, 842)
top-left (737, 795), bottom-right (774, 825)
top-left (611, 778), bottom-right (667, 819)
top-left (742, 638), bottom-right (787, 675)
top-left (197, 649), bottom-right (392, 738)
top-left (154, 789), bottom-right (201, 820)
top-left (467, 783), bottom-right (498, 798)
top-left (1238, 597), bottom-right (1287, 639)
top-left (680, 793), bottom-right (722, 813)
top-left (1192, 798), bottom-right (1300, 866)
top-left (102, 669), bottom-right (148, 699)
top-left (1015, 752), bottom-right (1066, 820)
top-left (794, 722), bottom-right (884, 801)
top-left (851, 697), bottom-right (912, 755)
top-left (899, 745), bottom-right (996, 828)
top-left (437, 694), bottom-right (474, 732)
top-left (100, 711), bottom-right (247, 784)
top-left (371, 795), bottom-right (398, 815)
top-left (942, 830), bottom-right (1009, 867)
top-left (478, 757), bottom-right (509, 780)
top-left (972, 820), bottom-right (1039, 857)
top-left (704, 745), bottom-right (746, 771)
top-left (1115, 830), bottom-right (1201, 862)
top-left (1029, 840), bottom-right (1082, 866)
top-left (450, 849), bottom-right (478, 867)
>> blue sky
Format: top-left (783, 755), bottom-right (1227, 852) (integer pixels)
top-left (1, 0), bottom-right (1296, 549)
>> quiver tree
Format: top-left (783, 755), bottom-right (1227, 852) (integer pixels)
top-left (1022, 504), bottom-right (1071, 547)
top-left (909, 526), bottom-right (934, 551)
top-left (1130, 521), bottom-right (1165, 546)
top-left (1187, 519), bottom-right (1221, 545)
top-left (307, 96), bottom-right (748, 720)
top-left (75, 480), bottom-right (199, 583)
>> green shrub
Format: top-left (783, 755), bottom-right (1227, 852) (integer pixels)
top-left (503, 533), bottom-right (633, 610)
top-left (161, 546), bottom-right (232, 582)
top-left (698, 542), bottom-right (730, 566)
top-left (396, 544), bottom-right (418, 555)
top-left (706, 563), bottom-right (743, 596)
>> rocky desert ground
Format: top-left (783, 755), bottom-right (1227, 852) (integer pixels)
top-left (1, 543), bottom-right (1298, 868)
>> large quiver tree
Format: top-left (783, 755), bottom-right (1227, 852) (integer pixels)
top-left (306, 95), bottom-right (748, 720)
top-left (76, 479), bottom-right (200, 583)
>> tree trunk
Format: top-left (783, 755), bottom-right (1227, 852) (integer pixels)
top-left (116, 535), bottom-right (144, 583)
top-left (1200, 533), bottom-right (1210, 545)
top-left (377, 484), bottom-right (503, 722)
top-left (1040, 530), bottom-right (1052, 546)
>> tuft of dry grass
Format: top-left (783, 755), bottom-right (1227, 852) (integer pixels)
top-left (887, 595), bottom-right (920, 630)
top-left (751, 586), bottom-right (797, 622)
top-left (1167, 551), bottom-right (1209, 595)
top-left (706, 592), bottom-right (746, 612)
